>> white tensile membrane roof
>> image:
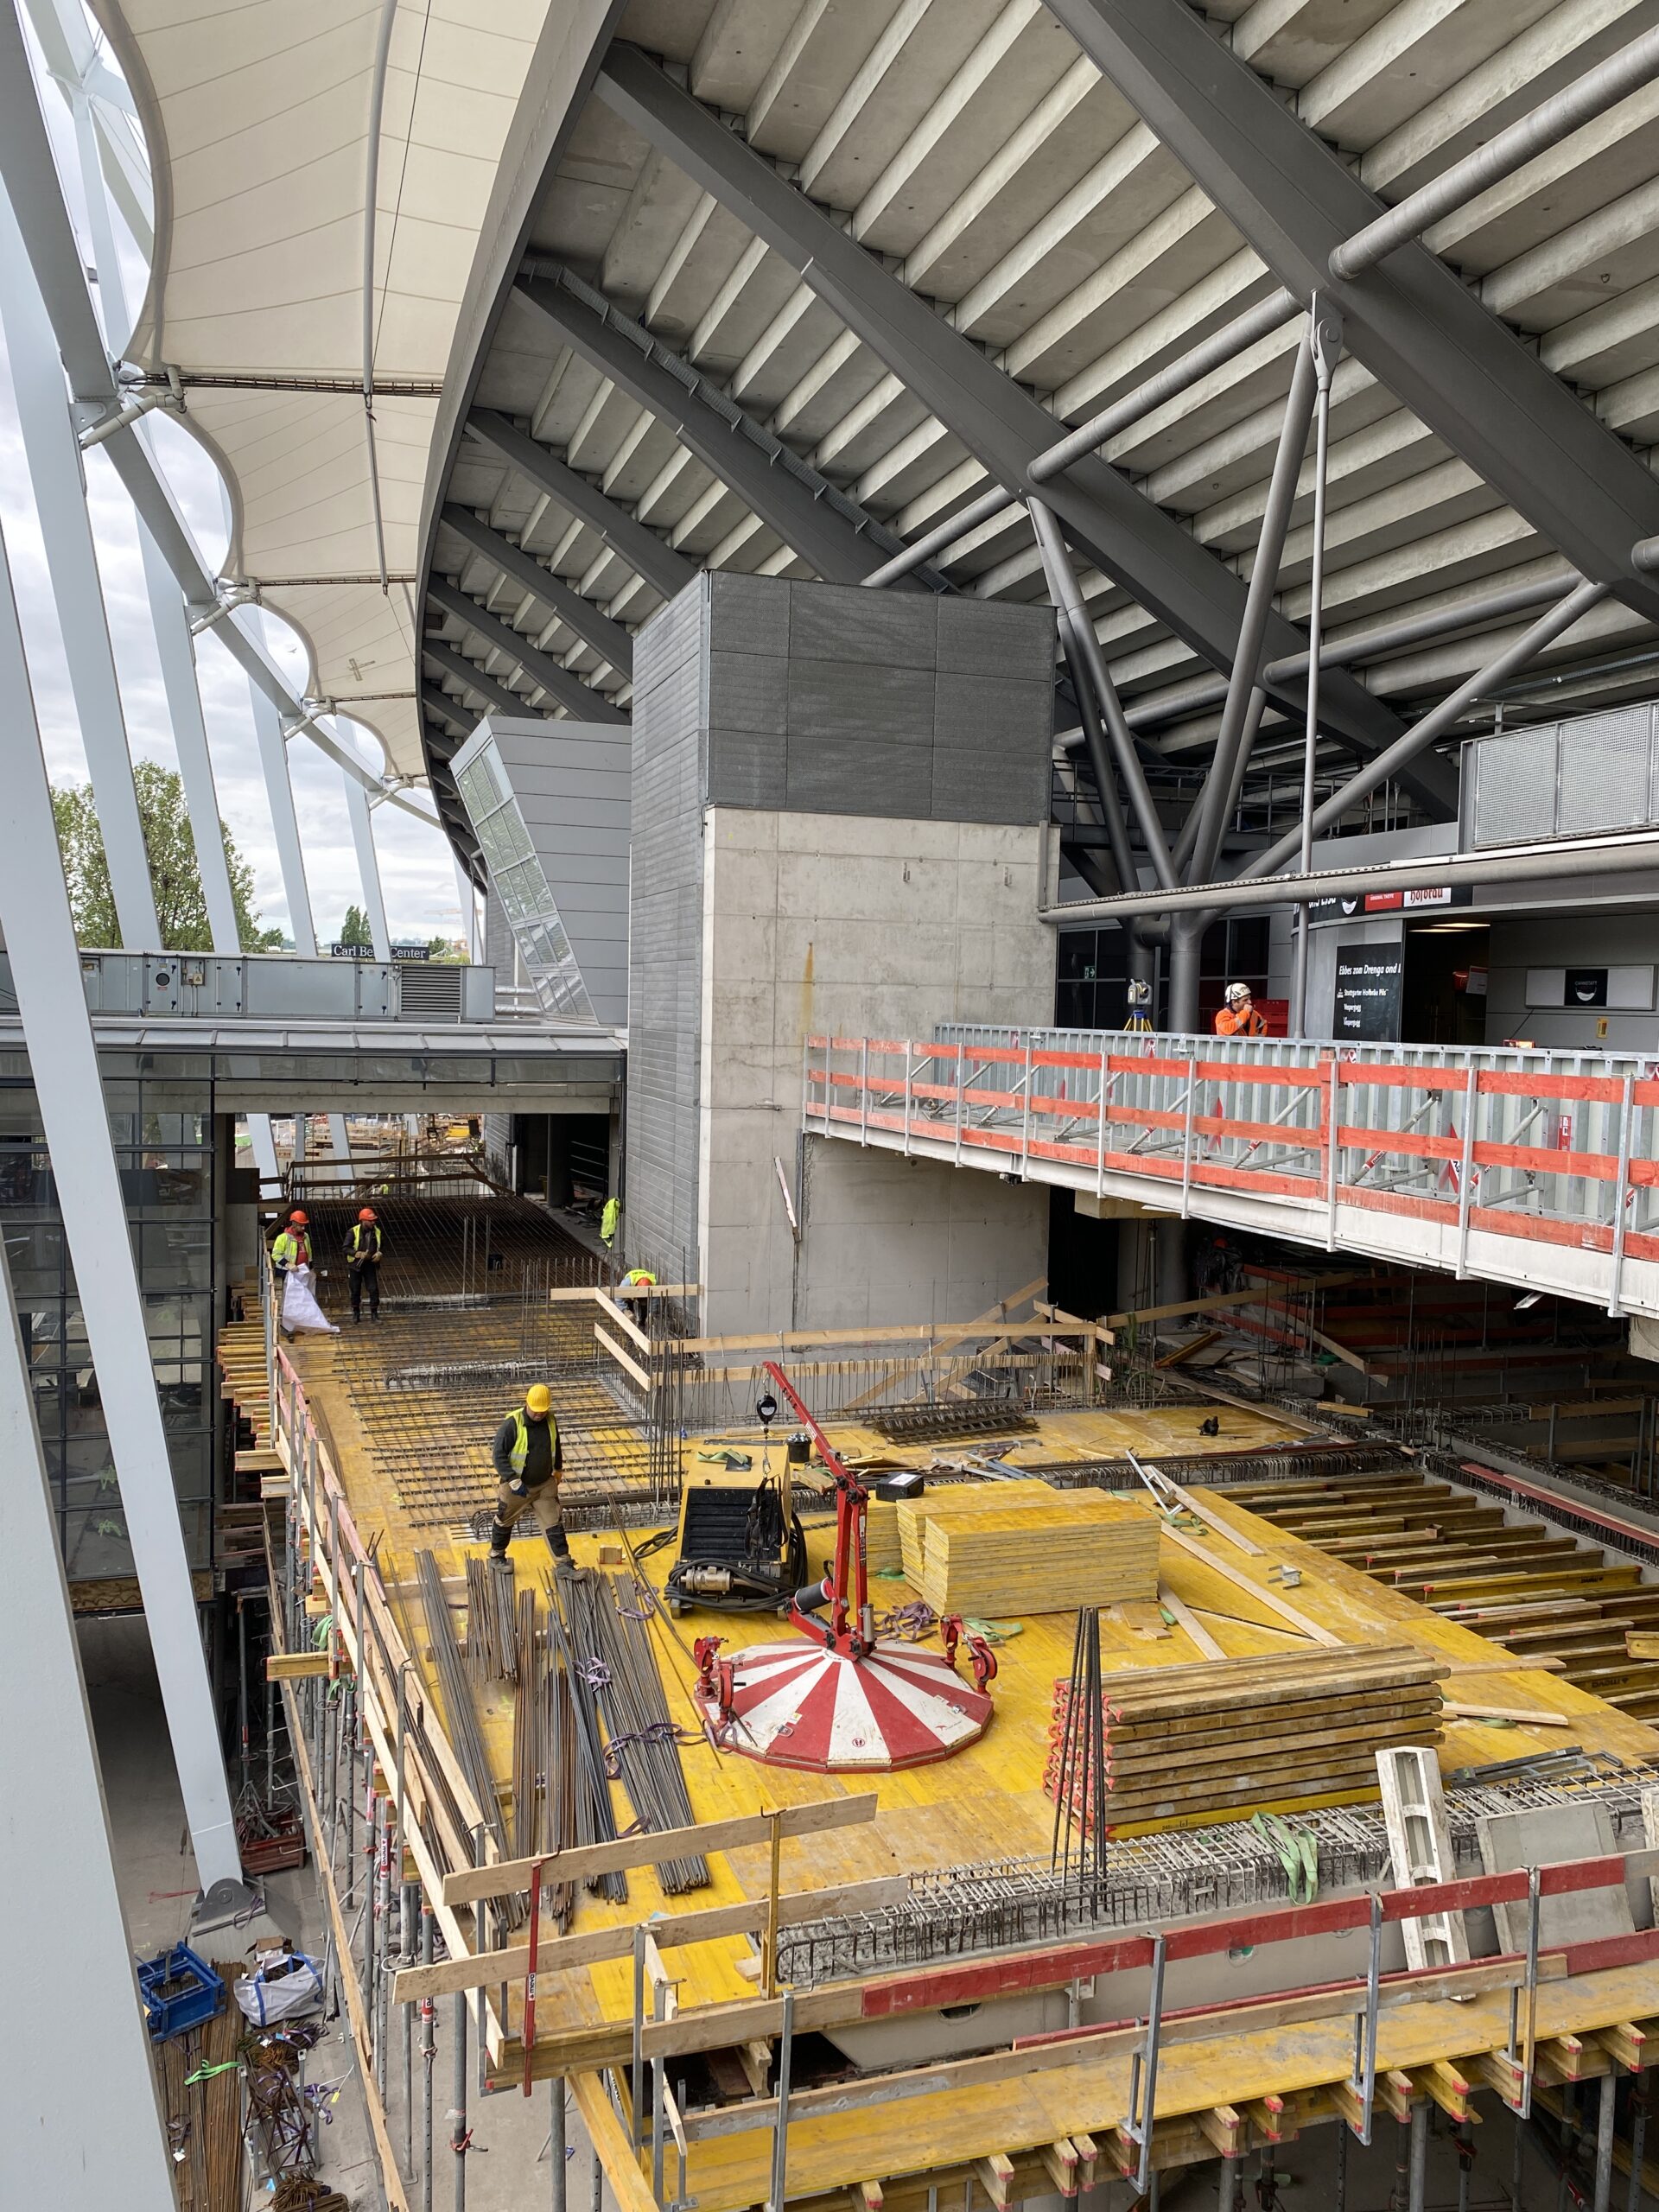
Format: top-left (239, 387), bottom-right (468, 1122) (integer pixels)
top-left (93, 0), bottom-right (556, 780)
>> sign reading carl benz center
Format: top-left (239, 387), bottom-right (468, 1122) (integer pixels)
top-left (1333, 943), bottom-right (1405, 1042)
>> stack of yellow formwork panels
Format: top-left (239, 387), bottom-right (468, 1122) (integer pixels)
top-left (918, 1493), bottom-right (1160, 1615)
top-left (897, 1479), bottom-right (1061, 1585)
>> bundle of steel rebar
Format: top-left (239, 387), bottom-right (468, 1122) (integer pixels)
top-left (414, 1548), bottom-right (512, 1885)
top-left (586, 1572), bottom-right (708, 1891)
top-left (1050, 1608), bottom-right (1107, 1897)
top-left (546, 1573), bottom-right (628, 1902)
top-left (463, 1554), bottom-right (520, 1684)
top-left (511, 1586), bottom-right (541, 1865)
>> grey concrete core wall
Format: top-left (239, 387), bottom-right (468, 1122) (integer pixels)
top-left (626, 573), bottom-right (1055, 1327)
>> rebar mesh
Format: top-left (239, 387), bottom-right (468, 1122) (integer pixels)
top-left (775, 1773), bottom-right (1657, 1986)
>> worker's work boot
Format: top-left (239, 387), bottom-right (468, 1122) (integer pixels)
top-left (487, 1519), bottom-right (514, 1573)
top-left (547, 1527), bottom-right (575, 1582)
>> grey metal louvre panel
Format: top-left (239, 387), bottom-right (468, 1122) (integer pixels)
top-left (1558, 706), bottom-right (1654, 834)
top-left (1471, 726), bottom-right (1558, 847)
top-left (625, 577), bottom-right (709, 1277)
top-left (397, 964), bottom-right (463, 1019)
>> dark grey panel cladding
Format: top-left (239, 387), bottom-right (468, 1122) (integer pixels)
top-left (625, 575), bottom-right (709, 1280)
top-left (700, 575), bottom-right (1052, 824)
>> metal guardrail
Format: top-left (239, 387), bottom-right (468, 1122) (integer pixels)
top-left (804, 1027), bottom-right (1659, 1319)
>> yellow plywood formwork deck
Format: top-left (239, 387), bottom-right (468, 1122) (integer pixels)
top-left (260, 1297), bottom-right (1659, 2212)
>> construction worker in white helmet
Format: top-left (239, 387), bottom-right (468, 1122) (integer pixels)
top-left (1214, 981), bottom-right (1267, 1038)
top-left (487, 1382), bottom-right (570, 1577)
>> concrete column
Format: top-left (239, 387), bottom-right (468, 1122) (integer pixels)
top-left (1116, 1218), bottom-right (1152, 1313)
top-left (0, 1220), bottom-right (177, 2210)
top-left (1154, 1217), bottom-right (1186, 1307)
top-left (0, 509), bottom-right (239, 1887)
top-left (248, 1115), bottom-right (281, 1193)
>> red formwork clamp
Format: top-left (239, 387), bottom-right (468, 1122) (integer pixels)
top-left (966, 1636), bottom-right (999, 1694)
top-left (694, 1635), bottom-right (724, 1698)
top-left (938, 1613), bottom-right (964, 1668)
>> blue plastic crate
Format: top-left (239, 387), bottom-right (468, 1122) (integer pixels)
top-left (137, 1944), bottom-right (225, 2041)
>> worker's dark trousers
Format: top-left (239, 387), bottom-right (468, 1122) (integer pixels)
top-left (350, 1260), bottom-right (380, 1319)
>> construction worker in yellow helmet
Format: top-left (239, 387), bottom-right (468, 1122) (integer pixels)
top-left (487, 1382), bottom-right (569, 1577)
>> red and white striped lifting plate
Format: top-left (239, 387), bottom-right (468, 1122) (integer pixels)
top-left (701, 1636), bottom-right (993, 1771)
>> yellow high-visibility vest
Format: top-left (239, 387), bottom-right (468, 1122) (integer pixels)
top-left (505, 1407), bottom-right (559, 1477)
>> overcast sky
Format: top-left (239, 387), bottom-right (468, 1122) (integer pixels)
top-left (0, 23), bottom-right (465, 950)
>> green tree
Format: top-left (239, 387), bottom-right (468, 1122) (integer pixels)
top-left (51, 763), bottom-right (283, 951)
top-left (339, 902), bottom-right (373, 950)
top-left (427, 935), bottom-right (470, 964)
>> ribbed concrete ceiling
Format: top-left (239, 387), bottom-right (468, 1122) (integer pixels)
top-left (423, 0), bottom-right (1659, 825)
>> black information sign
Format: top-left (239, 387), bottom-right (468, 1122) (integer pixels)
top-left (1333, 941), bottom-right (1405, 1042)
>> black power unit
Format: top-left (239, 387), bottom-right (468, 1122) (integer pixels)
top-left (664, 1476), bottom-right (808, 1615)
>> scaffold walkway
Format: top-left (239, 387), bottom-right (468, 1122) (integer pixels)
top-left (804, 1027), bottom-right (1659, 1321)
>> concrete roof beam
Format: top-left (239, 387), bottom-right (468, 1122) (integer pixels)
top-left (998, 188), bottom-right (1241, 391)
top-left (1480, 170), bottom-right (1659, 327)
top-left (633, 444), bottom-right (706, 528)
top-left (798, 0), bottom-right (1005, 205)
top-left (1596, 357), bottom-right (1659, 441)
top-left (1048, 255), bottom-right (1278, 423)
top-left (729, 281), bottom-right (826, 403)
top-left (951, 123), bottom-right (1188, 348)
top-left (1267, 459), bottom-right (1509, 592)
top-left (690, 236), bottom-right (801, 371)
top-left (1360, 0), bottom-right (1651, 197)
top-left (746, 0), bottom-right (898, 162)
top-left (1278, 507), bottom-right (1555, 630)
top-left (646, 193), bottom-right (758, 341)
top-left (670, 476), bottom-right (761, 559)
top-left (1108, 321), bottom-right (1317, 482)
top-left (562, 376), bottom-right (639, 474)
top-left (705, 510), bottom-right (794, 573)
top-left (528, 343), bottom-right (608, 454)
top-left (598, 410), bottom-right (683, 505)
top-left (900, 55), bottom-right (1107, 296)
top-left (1185, 407), bottom-right (1453, 557)
top-left (850, 2), bottom-right (1077, 257)
top-left (690, 0), bottom-right (804, 113)
top-left (1299, 0), bottom-right (1557, 152)
top-left (772, 328), bottom-right (887, 442)
top-left (1542, 268), bottom-right (1659, 385)
top-left (850, 421), bottom-right (976, 518)
top-left (1154, 367), bottom-right (1425, 525)
top-left (1229, 0), bottom-right (1402, 91)
top-left (1419, 76), bottom-right (1659, 276)
top-left (600, 149), bottom-right (709, 311)
top-left (810, 371), bottom-right (933, 479)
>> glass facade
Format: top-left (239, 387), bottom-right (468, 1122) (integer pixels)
top-left (1055, 918), bottom-right (1271, 1032)
top-left (454, 741), bottom-right (596, 1021)
top-left (0, 1050), bottom-right (218, 1586)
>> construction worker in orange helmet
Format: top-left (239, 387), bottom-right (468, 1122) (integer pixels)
top-left (346, 1205), bottom-right (384, 1324)
top-left (270, 1210), bottom-right (310, 1277)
